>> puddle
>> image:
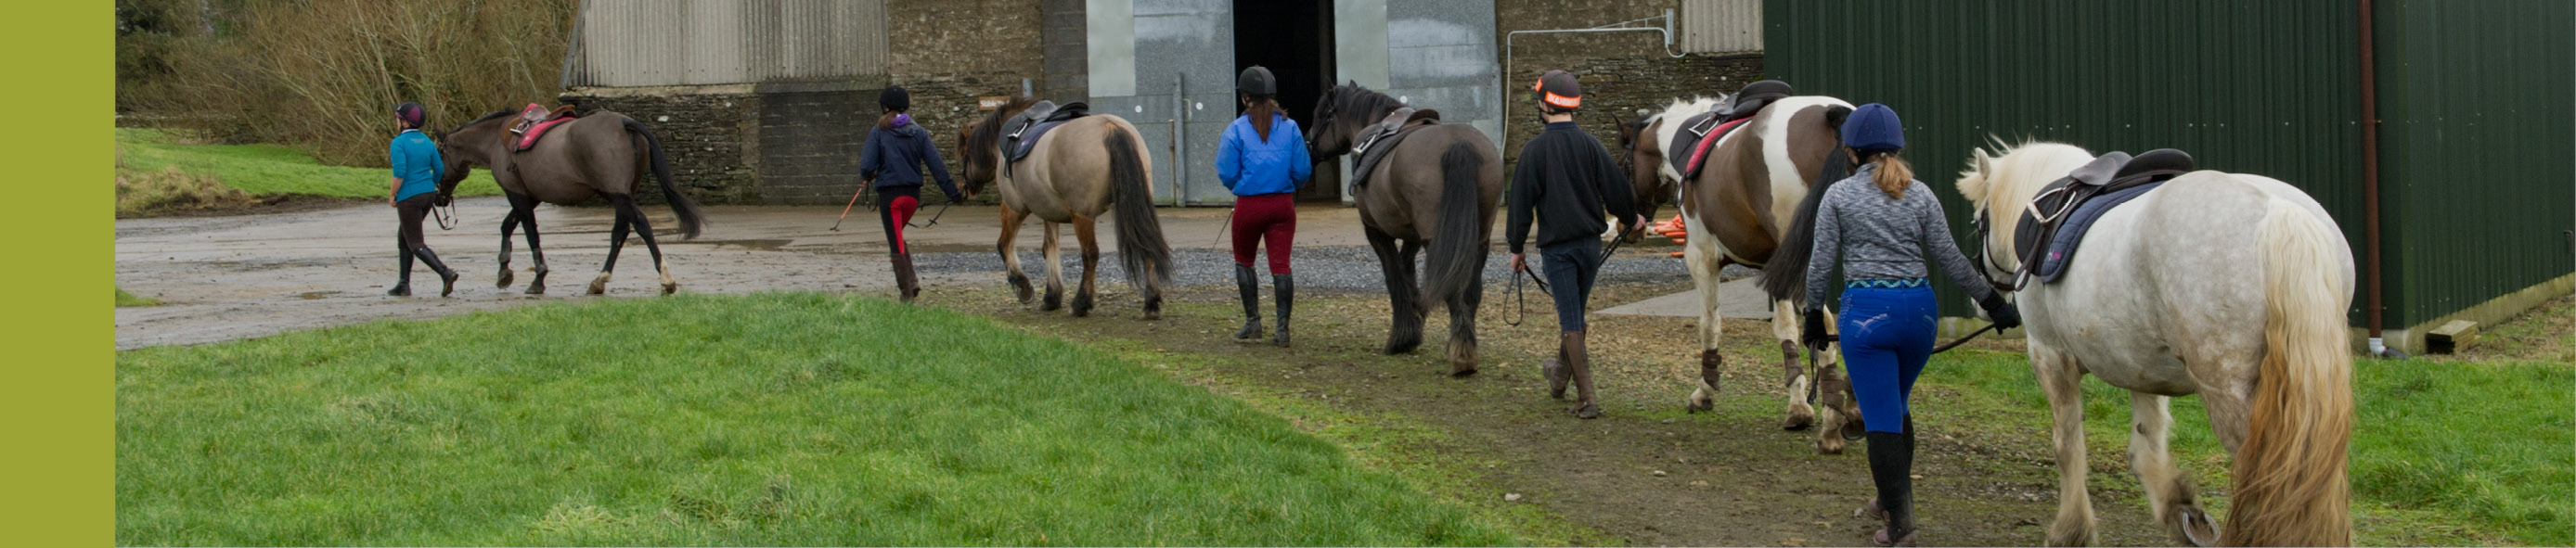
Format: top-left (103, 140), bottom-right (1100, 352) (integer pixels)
top-left (295, 291), bottom-right (341, 299)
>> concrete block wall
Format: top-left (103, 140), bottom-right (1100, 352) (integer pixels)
top-left (888, 0), bottom-right (1046, 198)
top-left (560, 86), bottom-right (764, 204)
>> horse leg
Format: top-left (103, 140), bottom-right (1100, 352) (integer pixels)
top-left (2131, 392), bottom-right (2219, 547)
top-left (589, 198), bottom-right (635, 296)
top-left (1389, 240), bottom-right (1426, 354)
top-left (2034, 343), bottom-right (2098, 547)
top-left (998, 204), bottom-right (1034, 303)
top-left (1775, 298), bottom-right (1818, 431)
top-left (520, 204), bottom-right (550, 294)
top-left (618, 197), bottom-right (678, 295)
top-left (1683, 253), bottom-right (1728, 413)
top-left (1069, 215), bottom-right (1099, 317)
top-left (496, 204), bottom-right (520, 289)
top-left (1444, 259), bottom-right (1484, 376)
top-left (1037, 221), bottom-right (1064, 312)
top-left (1363, 226), bottom-right (1421, 355)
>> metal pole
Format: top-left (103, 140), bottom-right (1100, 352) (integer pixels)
top-left (1176, 73), bottom-right (1189, 207)
top-left (2359, 0), bottom-right (2393, 357)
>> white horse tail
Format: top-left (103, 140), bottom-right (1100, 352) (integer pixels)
top-left (2224, 200), bottom-right (2355, 547)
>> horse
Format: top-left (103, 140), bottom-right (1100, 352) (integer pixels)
top-left (1951, 141), bottom-right (2354, 547)
top-left (1304, 83), bottom-right (1504, 376)
top-left (1606, 96), bottom-right (1719, 242)
top-left (1661, 93), bottom-right (1865, 453)
top-left (432, 109), bottom-right (707, 296)
top-left (957, 96), bottom-right (1173, 319)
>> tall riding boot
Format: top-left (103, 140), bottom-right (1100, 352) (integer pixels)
top-left (892, 252), bottom-right (921, 304)
top-left (413, 248), bottom-right (460, 298)
top-left (1231, 264), bottom-right (1264, 340)
top-left (1865, 415), bottom-right (1920, 546)
top-left (389, 246), bottom-right (416, 297)
top-left (1565, 331), bottom-right (1600, 418)
top-left (1544, 342), bottom-right (1572, 400)
top-left (1271, 273), bottom-right (1294, 347)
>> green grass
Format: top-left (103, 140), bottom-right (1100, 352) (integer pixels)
top-left (116, 287), bottom-right (161, 307)
top-left (1919, 350), bottom-right (2572, 546)
top-left (116, 128), bottom-right (502, 199)
top-left (116, 293), bottom-right (1511, 546)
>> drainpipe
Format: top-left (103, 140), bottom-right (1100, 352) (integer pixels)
top-left (2360, 0), bottom-right (2394, 358)
top-left (1501, 10), bottom-right (1686, 159)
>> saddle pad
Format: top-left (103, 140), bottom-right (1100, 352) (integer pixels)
top-left (1005, 120), bottom-right (1068, 163)
top-left (1002, 101), bottom-right (1090, 176)
top-left (1664, 113), bottom-right (1752, 182)
top-left (516, 116), bottom-right (575, 151)
top-left (1348, 121), bottom-right (1440, 191)
top-left (2030, 181), bottom-right (2165, 283)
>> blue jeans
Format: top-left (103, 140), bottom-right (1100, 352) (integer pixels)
top-left (1539, 238), bottom-right (1603, 332)
top-left (1838, 283), bottom-right (1938, 433)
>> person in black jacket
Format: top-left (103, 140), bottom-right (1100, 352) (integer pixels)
top-left (1505, 70), bottom-right (1643, 419)
top-left (857, 85), bottom-right (966, 304)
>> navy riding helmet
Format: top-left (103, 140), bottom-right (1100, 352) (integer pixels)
top-left (1841, 103), bottom-right (1903, 153)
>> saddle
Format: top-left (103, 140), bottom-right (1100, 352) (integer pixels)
top-left (2007, 148), bottom-right (2196, 286)
top-left (1347, 108), bottom-right (1441, 190)
top-left (1001, 100), bottom-right (1089, 176)
top-left (1663, 112), bottom-right (1754, 182)
top-left (512, 106), bottom-right (578, 152)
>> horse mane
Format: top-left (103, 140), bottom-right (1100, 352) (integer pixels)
top-left (1959, 137), bottom-right (2086, 204)
top-left (966, 96), bottom-right (1042, 167)
top-left (1323, 83), bottom-right (1408, 125)
top-left (449, 109), bottom-right (518, 134)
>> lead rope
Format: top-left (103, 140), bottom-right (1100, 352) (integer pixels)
top-left (1504, 268), bottom-right (1552, 327)
top-left (907, 201), bottom-right (952, 228)
top-left (431, 197), bottom-right (458, 231)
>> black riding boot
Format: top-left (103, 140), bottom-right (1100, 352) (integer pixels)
top-left (1865, 414), bottom-right (1920, 546)
top-left (1564, 331), bottom-right (1600, 418)
top-left (413, 248), bottom-right (460, 298)
top-left (1232, 264), bottom-right (1263, 340)
top-left (892, 252), bottom-right (921, 304)
top-left (1271, 273), bottom-right (1294, 347)
top-left (388, 246), bottom-right (416, 297)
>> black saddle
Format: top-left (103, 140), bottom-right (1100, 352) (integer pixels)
top-left (2006, 148), bottom-right (2196, 287)
top-left (1001, 100), bottom-right (1089, 176)
top-left (1662, 110), bottom-right (1757, 182)
top-left (1347, 108), bottom-right (1440, 190)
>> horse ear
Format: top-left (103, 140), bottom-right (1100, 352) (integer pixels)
top-left (1974, 147), bottom-right (1994, 176)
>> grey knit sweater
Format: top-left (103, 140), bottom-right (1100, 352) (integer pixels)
top-left (1804, 163), bottom-right (1998, 308)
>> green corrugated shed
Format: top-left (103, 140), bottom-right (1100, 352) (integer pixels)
top-left (1766, 0), bottom-right (2574, 334)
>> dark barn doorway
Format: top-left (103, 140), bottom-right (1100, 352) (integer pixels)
top-left (1233, 0), bottom-right (1338, 202)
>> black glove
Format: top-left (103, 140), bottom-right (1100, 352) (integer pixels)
top-left (1977, 294), bottom-right (2023, 331)
top-left (431, 193), bottom-right (453, 207)
top-left (947, 191), bottom-right (967, 203)
top-left (1801, 308), bottom-right (1831, 350)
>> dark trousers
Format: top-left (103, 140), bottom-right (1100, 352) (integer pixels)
top-left (1539, 238), bottom-right (1604, 332)
top-left (1230, 193), bottom-right (1297, 274)
top-left (875, 185), bottom-right (921, 254)
top-left (395, 194), bottom-right (436, 249)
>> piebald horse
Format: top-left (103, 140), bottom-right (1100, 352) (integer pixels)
top-left (1304, 83), bottom-right (1504, 376)
top-left (958, 96), bottom-right (1174, 319)
top-left (1956, 142), bottom-right (2353, 547)
top-left (433, 109), bottom-right (707, 296)
top-left (1659, 94), bottom-right (1866, 453)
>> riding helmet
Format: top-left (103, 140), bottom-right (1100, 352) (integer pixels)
top-left (879, 85), bottom-right (910, 112)
top-left (1237, 66), bottom-right (1277, 96)
top-left (1841, 103), bottom-right (1904, 153)
top-left (1533, 70), bottom-right (1582, 111)
top-left (394, 101), bottom-right (425, 129)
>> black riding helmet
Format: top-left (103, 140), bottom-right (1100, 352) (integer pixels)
top-left (879, 85), bottom-right (909, 112)
top-left (394, 101), bottom-right (425, 129)
top-left (1532, 70), bottom-right (1582, 113)
top-left (1237, 66), bottom-right (1277, 97)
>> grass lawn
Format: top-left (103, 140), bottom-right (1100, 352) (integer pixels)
top-left (116, 128), bottom-right (503, 199)
top-left (116, 293), bottom-right (1510, 546)
top-left (116, 287), bottom-right (161, 307)
top-left (1922, 350), bottom-right (2572, 546)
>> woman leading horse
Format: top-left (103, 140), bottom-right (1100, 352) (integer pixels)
top-left (1217, 67), bottom-right (1313, 346)
top-left (432, 108), bottom-right (707, 296)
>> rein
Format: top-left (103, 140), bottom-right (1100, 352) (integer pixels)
top-left (431, 195), bottom-right (458, 231)
top-left (1504, 268), bottom-right (1552, 327)
top-left (907, 201), bottom-right (951, 228)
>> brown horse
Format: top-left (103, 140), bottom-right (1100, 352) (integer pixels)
top-left (1607, 99), bottom-right (1714, 241)
top-left (432, 109), bottom-right (706, 296)
top-left (958, 96), bottom-right (1173, 319)
top-left (1657, 95), bottom-right (1868, 453)
top-left (1305, 83), bottom-right (1504, 376)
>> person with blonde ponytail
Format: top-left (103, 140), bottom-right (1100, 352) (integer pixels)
top-left (1800, 103), bottom-right (2020, 546)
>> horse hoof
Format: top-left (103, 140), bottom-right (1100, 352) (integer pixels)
top-left (1784, 402), bottom-right (1817, 431)
top-left (1815, 434), bottom-right (1846, 454)
top-left (526, 284), bottom-right (546, 296)
top-left (661, 284), bottom-right (677, 296)
top-left (496, 270), bottom-right (515, 288)
top-left (587, 284), bottom-right (607, 296)
top-left (2176, 506), bottom-right (2219, 547)
top-left (1449, 366), bottom-right (1477, 378)
top-left (1070, 295), bottom-right (1093, 317)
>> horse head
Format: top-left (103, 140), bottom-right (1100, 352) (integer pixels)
top-left (1951, 139), bottom-right (2096, 279)
top-left (1304, 82), bottom-right (1402, 160)
top-left (960, 96), bottom-right (1039, 197)
top-left (427, 110), bottom-right (516, 198)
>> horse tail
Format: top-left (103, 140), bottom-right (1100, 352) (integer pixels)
top-left (2223, 199), bottom-right (2355, 547)
top-left (1418, 140), bottom-right (1488, 313)
top-left (1102, 128), bottom-right (1172, 291)
top-left (622, 117), bottom-right (705, 239)
top-left (1759, 105), bottom-right (1855, 303)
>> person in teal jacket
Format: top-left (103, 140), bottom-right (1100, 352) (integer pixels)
top-left (387, 101), bottom-right (458, 297)
top-left (1216, 66), bottom-right (1313, 346)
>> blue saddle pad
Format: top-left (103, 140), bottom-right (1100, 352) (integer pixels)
top-left (1006, 120), bottom-right (1067, 164)
top-left (2033, 181), bottom-right (2165, 283)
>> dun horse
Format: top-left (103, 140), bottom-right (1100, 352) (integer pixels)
top-left (1305, 83), bottom-right (1504, 376)
top-left (433, 109), bottom-right (707, 295)
top-left (1954, 142), bottom-right (2353, 547)
top-left (958, 96), bottom-right (1174, 319)
top-left (1648, 93), bottom-right (1866, 453)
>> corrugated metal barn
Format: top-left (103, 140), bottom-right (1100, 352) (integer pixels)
top-left (1766, 0), bottom-right (2574, 353)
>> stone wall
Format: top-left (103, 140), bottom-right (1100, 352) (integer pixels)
top-left (886, 0), bottom-right (1046, 197)
top-left (560, 85), bottom-right (763, 204)
top-left (1493, 0), bottom-right (1766, 164)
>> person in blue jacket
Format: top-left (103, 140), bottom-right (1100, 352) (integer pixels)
top-left (386, 101), bottom-right (457, 297)
top-left (1216, 66), bottom-right (1313, 346)
top-left (857, 85), bottom-right (967, 304)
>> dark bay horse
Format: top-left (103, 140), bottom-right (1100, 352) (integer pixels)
top-left (433, 109), bottom-right (706, 295)
top-left (958, 96), bottom-right (1173, 319)
top-left (1306, 83), bottom-right (1504, 376)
